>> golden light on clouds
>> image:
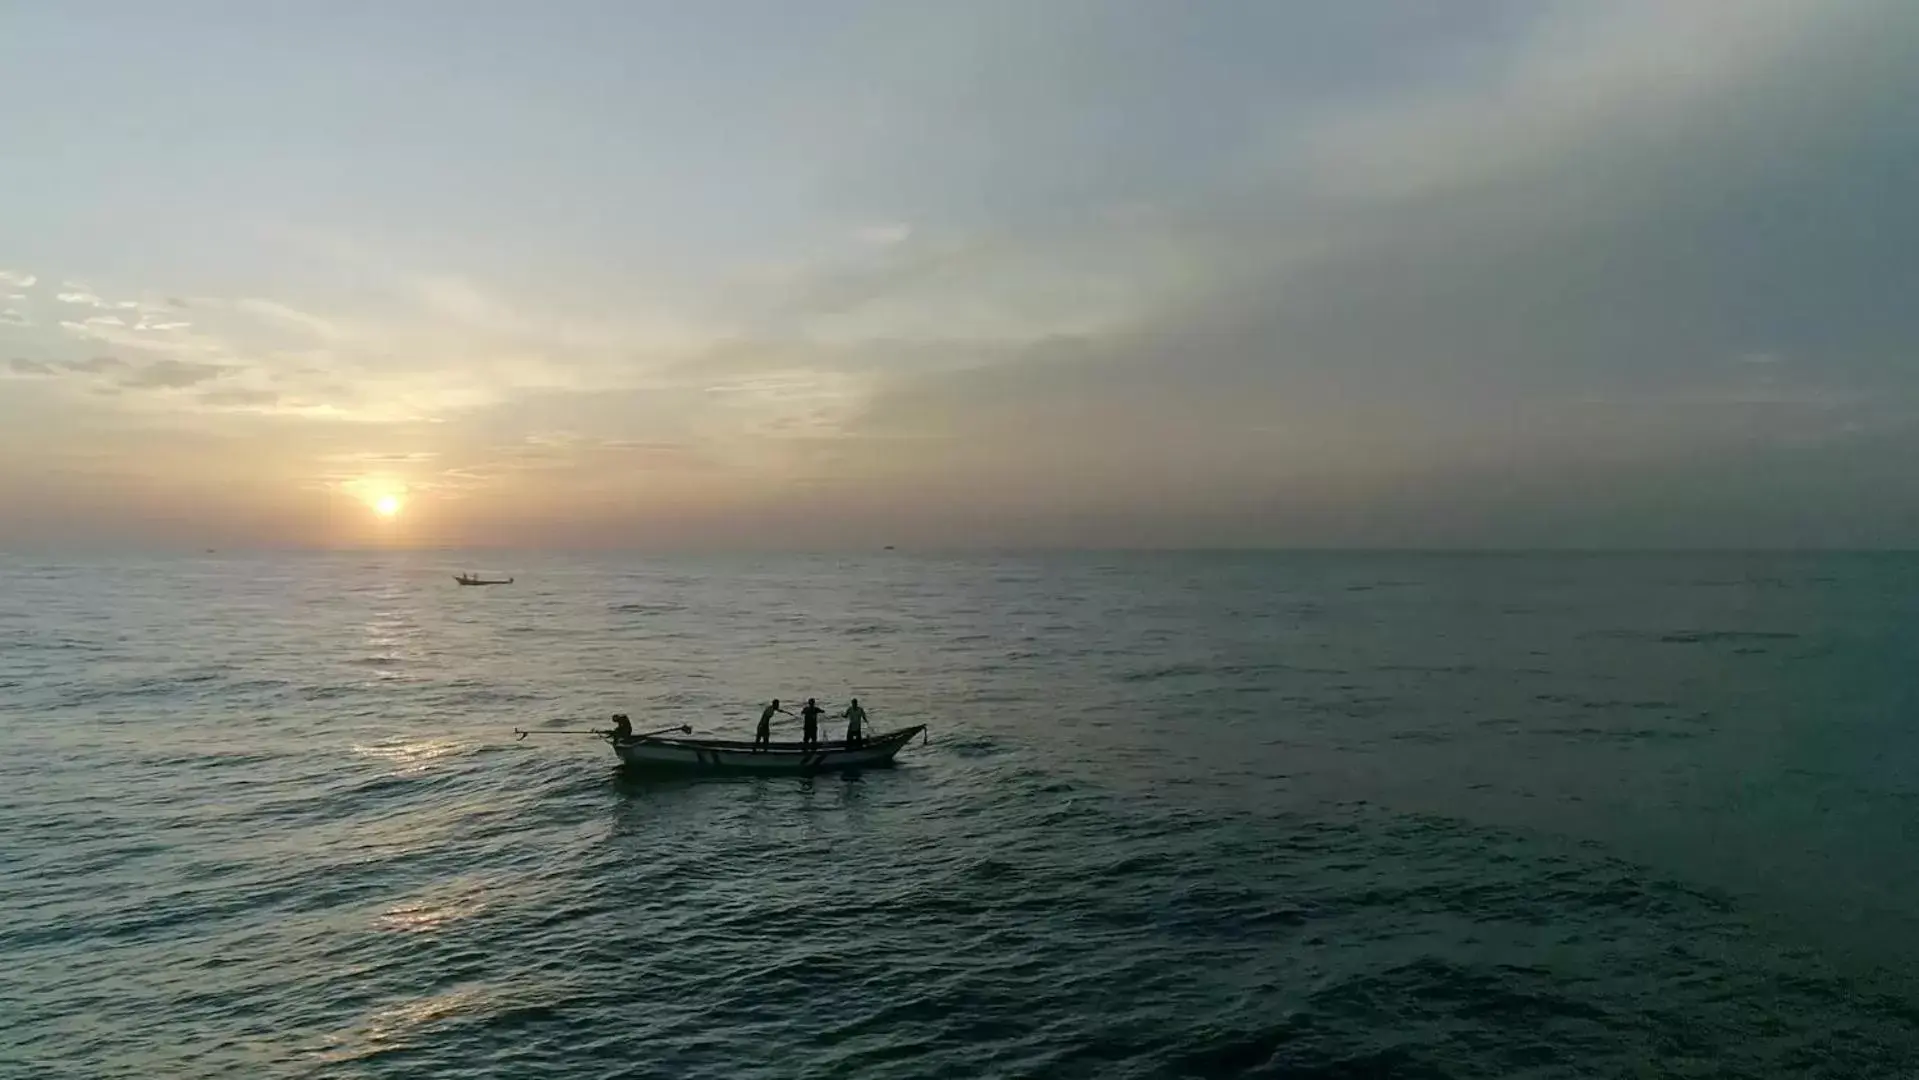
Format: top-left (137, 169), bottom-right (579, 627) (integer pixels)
top-left (373, 493), bottom-right (403, 519)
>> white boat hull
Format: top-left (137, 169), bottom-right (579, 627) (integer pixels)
top-left (611, 725), bottom-right (925, 773)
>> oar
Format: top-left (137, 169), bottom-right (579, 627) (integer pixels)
top-left (633, 724), bottom-right (693, 739)
top-left (513, 723), bottom-right (692, 741)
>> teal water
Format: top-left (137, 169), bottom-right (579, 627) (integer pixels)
top-left (4, 552), bottom-right (1918, 1077)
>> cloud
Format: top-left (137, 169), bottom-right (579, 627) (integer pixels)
top-left (0, 271), bottom-right (35, 289)
top-left (299, 432), bottom-right (720, 512)
top-left (7, 355), bottom-right (118, 377)
top-left (1, 353), bottom-right (239, 394)
top-left (63, 310), bottom-right (184, 343)
top-left (115, 359), bottom-right (235, 390)
top-left (320, 450), bottom-right (442, 467)
top-left (1294, 1), bottom-right (1837, 205)
top-left (229, 298), bottom-right (346, 342)
top-left (480, 433), bottom-right (715, 480)
top-left (506, 430), bottom-right (700, 465)
top-left (0, 309), bottom-right (28, 327)
top-left (49, 285), bottom-right (206, 344)
top-left (773, 2), bottom-right (1919, 528)
top-left (854, 223), bottom-right (912, 246)
top-left (5, 2), bottom-right (1916, 549)
top-left (196, 387), bottom-right (283, 409)
top-left (697, 368), bottom-right (876, 440)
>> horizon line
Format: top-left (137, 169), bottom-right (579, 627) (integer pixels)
top-left (4, 544), bottom-right (1916, 559)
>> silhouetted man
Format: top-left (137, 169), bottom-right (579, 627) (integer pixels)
top-left (756, 699), bottom-right (790, 750)
top-left (800, 698), bottom-right (825, 749)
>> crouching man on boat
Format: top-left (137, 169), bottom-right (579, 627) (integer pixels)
top-left (843, 698), bottom-right (867, 747)
top-left (608, 714), bottom-right (634, 742)
top-left (756, 699), bottom-right (791, 750)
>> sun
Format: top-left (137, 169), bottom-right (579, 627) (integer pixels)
top-left (373, 494), bottom-right (404, 519)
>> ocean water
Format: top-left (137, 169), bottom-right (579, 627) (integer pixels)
top-left (4, 551), bottom-right (1919, 1078)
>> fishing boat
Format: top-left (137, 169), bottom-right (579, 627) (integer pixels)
top-left (612, 725), bottom-right (927, 773)
top-left (454, 573), bottom-right (514, 586)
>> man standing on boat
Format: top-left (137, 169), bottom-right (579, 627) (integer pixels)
top-left (756, 699), bottom-right (791, 750)
top-left (800, 698), bottom-right (825, 749)
top-left (842, 698), bottom-right (867, 747)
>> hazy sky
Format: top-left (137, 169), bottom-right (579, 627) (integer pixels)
top-left (2, 1), bottom-right (1915, 549)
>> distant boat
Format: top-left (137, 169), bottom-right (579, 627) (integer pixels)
top-left (454, 573), bottom-right (514, 586)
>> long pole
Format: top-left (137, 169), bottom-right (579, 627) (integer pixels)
top-left (514, 724), bottom-right (692, 741)
top-left (631, 724), bottom-right (693, 739)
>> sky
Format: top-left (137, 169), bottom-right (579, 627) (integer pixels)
top-left (1, 0), bottom-right (1916, 550)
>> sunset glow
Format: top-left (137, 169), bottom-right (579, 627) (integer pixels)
top-left (1, 4), bottom-right (1915, 550)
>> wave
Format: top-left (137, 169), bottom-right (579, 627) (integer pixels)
top-left (1533, 693), bottom-right (1678, 711)
top-left (1119, 663), bottom-right (1215, 683)
top-left (10, 552), bottom-right (1919, 1079)
top-left (1659, 629), bottom-right (1802, 645)
top-left (607, 602), bottom-right (685, 615)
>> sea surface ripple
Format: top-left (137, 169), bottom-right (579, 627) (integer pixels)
top-left (4, 551), bottom-right (1918, 1078)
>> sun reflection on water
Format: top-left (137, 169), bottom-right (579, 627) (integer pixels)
top-left (352, 738), bottom-right (462, 775)
top-left (375, 880), bottom-right (491, 934)
top-left (310, 985), bottom-right (502, 1065)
